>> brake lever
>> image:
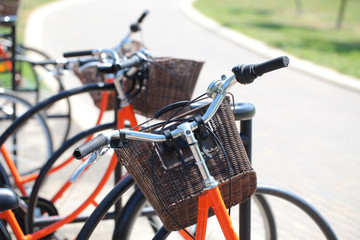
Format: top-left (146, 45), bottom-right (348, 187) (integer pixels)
top-left (70, 145), bottom-right (110, 183)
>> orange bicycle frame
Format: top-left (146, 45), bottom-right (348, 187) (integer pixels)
top-left (195, 187), bottom-right (239, 240)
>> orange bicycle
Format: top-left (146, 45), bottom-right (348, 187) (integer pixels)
top-left (72, 56), bottom-right (337, 240)
top-left (0, 9), bottom-right (150, 196)
top-left (0, 48), bottom-right (204, 239)
top-left (0, 49), bottom-right (145, 239)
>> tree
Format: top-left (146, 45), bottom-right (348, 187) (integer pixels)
top-left (336, 0), bottom-right (347, 29)
top-left (295, 0), bottom-right (302, 15)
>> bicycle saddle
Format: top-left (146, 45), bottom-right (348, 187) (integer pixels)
top-left (0, 188), bottom-right (19, 211)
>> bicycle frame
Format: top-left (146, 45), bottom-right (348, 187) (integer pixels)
top-left (74, 75), bottom-right (243, 240)
top-left (73, 57), bottom-right (291, 239)
top-left (0, 78), bottom-right (111, 196)
top-left (0, 86), bottom-right (141, 239)
top-left (195, 187), bottom-right (238, 240)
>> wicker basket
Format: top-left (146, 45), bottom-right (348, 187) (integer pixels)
top-left (74, 67), bottom-right (115, 110)
top-left (0, 0), bottom-right (20, 17)
top-left (129, 57), bottom-right (204, 119)
top-left (73, 41), bottom-right (143, 111)
top-left (115, 97), bottom-right (257, 231)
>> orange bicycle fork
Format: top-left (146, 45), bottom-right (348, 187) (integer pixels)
top-left (196, 187), bottom-right (239, 240)
top-left (178, 122), bottom-right (239, 240)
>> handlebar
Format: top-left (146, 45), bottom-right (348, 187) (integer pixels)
top-left (96, 49), bottom-right (150, 73)
top-left (130, 10), bottom-right (149, 32)
top-left (32, 57), bottom-right (99, 69)
top-left (137, 10), bottom-right (149, 24)
top-left (63, 50), bottom-right (94, 58)
top-left (232, 56), bottom-right (289, 84)
top-left (73, 56), bottom-right (290, 159)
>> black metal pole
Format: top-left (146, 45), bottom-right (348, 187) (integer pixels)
top-left (239, 119), bottom-right (252, 240)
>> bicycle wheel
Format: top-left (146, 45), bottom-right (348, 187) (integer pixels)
top-left (151, 185), bottom-right (338, 240)
top-left (0, 44), bottom-right (72, 147)
top-left (18, 46), bottom-right (72, 146)
top-left (114, 192), bottom-right (276, 240)
top-left (75, 179), bottom-right (275, 240)
top-left (0, 83), bottom-right (114, 194)
top-left (0, 89), bottom-right (53, 178)
top-left (0, 219), bottom-right (11, 240)
top-left (113, 185), bottom-right (338, 240)
top-left (16, 44), bottom-right (51, 61)
top-left (14, 57), bottom-right (72, 148)
top-left (255, 185), bottom-right (337, 240)
top-left (26, 123), bottom-right (117, 239)
top-left (76, 174), bottom-right (136, 240)
top-left (152, 185), bottom-right (338, 240)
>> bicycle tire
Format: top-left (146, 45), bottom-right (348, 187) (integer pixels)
top-left (0, 83), bottom-right (114, 214)
top-left (76, 174), bottom-right (135, 240)
top-left (152, 185), bottom-right (338, 240)
top-left (26, 122), bottom-right (116, 235)
top-left (16, 44), bottom-right (52, 60)
top-left (0, 219), bottom-right (11, 240)
top-left (15, 57), bottom-right (72, 147)
top-left (131, 185), bottom-right (339, 239)
top-left (115, 192), bottom-right (277, 240)
top-left (126, 185), bottom-right (338, 240)
top-left (256, 184), bottom-right (338, 240)
top-left (2, 43), bottom-right (72, 146)
top-left (0, 162), bottom-right (11, 188)
top-left (0, 82), bottom-right (114, 147)
top-left (0, 90), bottom-right (53, 177)
top-left (75, 178), bottom-right (276, 240)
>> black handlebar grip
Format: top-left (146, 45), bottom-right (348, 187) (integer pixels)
top-left (137, 10), bottom-right (149, 23)
top-left (63, 50), bottom-right (94, 58)
top-left (73, 134), bottom-right (109, 159)
top-left (118, 54), bottom-right (144, 69)
top-left (33, 59), bottom-right (58, 66)
top-left (253, 56), bottom-right (289, 76)
top-left (232, 56), bottom-right (289, 84)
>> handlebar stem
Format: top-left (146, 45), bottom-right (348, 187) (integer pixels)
top-left (177, 122), bottom-right (219, 189)
top-left (114, 70), bottom-right (130, 107)
top-left (92, 49), bottom-right (121, 65)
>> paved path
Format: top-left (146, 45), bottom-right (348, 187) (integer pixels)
top-left (25, 0), bottom-right (360, 239)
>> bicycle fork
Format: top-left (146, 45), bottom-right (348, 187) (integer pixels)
top-left (178, 123), bottom-right (239, 240)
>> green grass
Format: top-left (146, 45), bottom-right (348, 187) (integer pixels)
top-left (193, 0), bottom-right (360, 79)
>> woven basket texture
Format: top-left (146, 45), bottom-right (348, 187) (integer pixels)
top-left (74, 67), bottom-right (115, 110)
top-left (129, 57), bottom-right (203, 120)
top-left (0, 0), bottom-right (20, 17)
top-left (73, 41), bottom-right (143, 110)
top-left (115, 97), bottom-right (257, 231)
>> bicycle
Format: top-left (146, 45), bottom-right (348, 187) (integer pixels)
top-left (0, 9), bottom-right (150, 189)
top-left (71, 56), bottom-right (338, 239)
top-left (0, 48), bottom-right (204, 239)
top-left (0, 6), bottom-right (147, 164)
top-left (0, 50), bottom-right (141, 239)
